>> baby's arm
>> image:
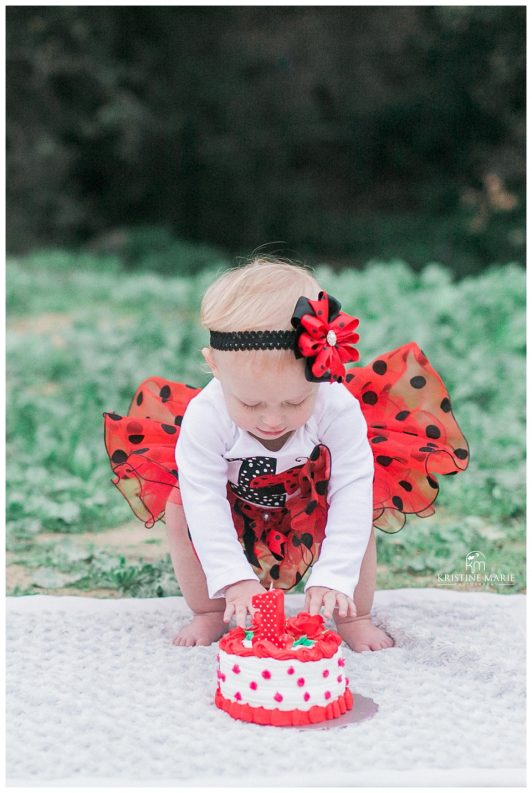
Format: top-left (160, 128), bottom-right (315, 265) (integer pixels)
top-left (175, 396), bottom-right (260, 600)
top-left (304, 387), bottom-right (374, 603)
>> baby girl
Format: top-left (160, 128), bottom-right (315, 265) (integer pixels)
top-left (104, 257), bottom-right (469, 653)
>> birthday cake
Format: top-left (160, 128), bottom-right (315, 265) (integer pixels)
top-left (215, 588), bottom-right (353, 726)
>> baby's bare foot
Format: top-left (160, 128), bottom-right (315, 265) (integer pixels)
top-left (173, 611), bottom-right (229, 647)
top-left (334, 614), bottom-right (395, 653)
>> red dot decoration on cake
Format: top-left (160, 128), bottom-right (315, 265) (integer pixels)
top-left (232, 664), bottom-right (240, 674)
top-left (261, 669), bottom-right (271, 679)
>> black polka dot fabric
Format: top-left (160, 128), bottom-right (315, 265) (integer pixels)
top-left (103, 377), bottom-right (201, 528)
top-left (229, 457), bottom-right (286, 507)
top-left (344, 341), bottom-right (470, 533)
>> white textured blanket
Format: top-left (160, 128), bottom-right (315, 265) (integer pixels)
top-left (6, 588), bottom-right (526, 787)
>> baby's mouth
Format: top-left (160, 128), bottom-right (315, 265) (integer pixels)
top-left (256, 428), bottom-right (287, 436)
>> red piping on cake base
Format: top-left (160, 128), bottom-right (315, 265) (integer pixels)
top-left (215, 686), bottom-right (353, 726)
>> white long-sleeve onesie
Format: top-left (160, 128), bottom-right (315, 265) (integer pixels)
top-left (175, 377), bottom-right (374, 600)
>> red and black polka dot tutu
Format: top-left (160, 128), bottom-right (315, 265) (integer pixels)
top-left (103, 341), bottom-right (469, 591)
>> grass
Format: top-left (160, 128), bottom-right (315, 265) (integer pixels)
top-left (6, 251), bottom-right (526, 596)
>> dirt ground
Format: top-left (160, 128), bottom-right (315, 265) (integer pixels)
top-left (39, 521), bottom-right (168, 559)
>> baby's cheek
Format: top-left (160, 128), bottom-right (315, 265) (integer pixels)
top-left (234, 408), bottom-right (256, 431)
top-left (224, 400), bottom-right (246, 427)
top-left (297, 404), bottom-right (316, 426)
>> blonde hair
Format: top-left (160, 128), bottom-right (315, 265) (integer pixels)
top-left (200, 255), bottom-right (322, 370)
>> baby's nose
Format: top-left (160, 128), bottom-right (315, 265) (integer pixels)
top-left (262, 412), bottom-right (285, 429)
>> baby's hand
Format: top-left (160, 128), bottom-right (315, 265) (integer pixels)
top-left (304, 586), bottom-right (357, 620)
top-left (223, 579), bottom-right (267, 628)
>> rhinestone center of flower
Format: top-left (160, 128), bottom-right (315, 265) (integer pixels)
top-left (326, 330), bottom-right (337, 346)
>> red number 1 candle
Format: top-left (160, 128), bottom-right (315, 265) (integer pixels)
top-left (251, 586), bottom-right (286, 647)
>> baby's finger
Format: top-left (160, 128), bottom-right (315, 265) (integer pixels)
top-left (335, 595), bottom-right (349, 618)
top-left (322, 590), bottom-right (338, 619)
top-left (306, 593), bottom-right (323, 616)
top-left (223, 602), bottom-right (234, 624)
top-left (234, 603), bottom-right (248, 628)
top-left (347, 599), bottom-right (357, 617)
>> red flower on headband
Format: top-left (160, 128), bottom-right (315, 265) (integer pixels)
top-left (291, 291), bottom-right (360, 383)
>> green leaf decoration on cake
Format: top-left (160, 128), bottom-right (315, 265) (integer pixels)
top-left (292, 634), bottom-right (315, 647)
top-left (244, 630), bottom-right (254, 641)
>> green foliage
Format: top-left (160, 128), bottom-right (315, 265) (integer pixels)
top-left (103, 555), bottom-right (172, 596)
top-left (375, 512), bottom-right (523, 589)
top-left (7, 7), bottom-right (525, 276)
top-left (6, 253), bottom-right (525, 594)
top-left (112, 226), bottom-right (230, 276)
top-left (7, 537), bottom-right (181, 597)
top-left (303, 206), bottom-right (525, 277)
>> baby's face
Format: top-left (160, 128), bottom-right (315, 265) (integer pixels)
top-left (206, 350), bottom-right (318, 442)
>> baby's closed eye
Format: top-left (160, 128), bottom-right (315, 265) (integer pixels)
top-left (240, 399), bottom-right (306, 410)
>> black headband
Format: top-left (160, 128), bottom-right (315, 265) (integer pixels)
top-left (209, 330), bottom-right (298, 352)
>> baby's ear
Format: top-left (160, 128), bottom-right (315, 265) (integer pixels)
top-left (201, 346), bottom-right (218, 376)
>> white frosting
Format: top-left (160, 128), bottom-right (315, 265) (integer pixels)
top-left (217, 647), bottom-right (347, 711)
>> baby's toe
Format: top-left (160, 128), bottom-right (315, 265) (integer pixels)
top-left (173, 633), bottom-right (194, 647)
